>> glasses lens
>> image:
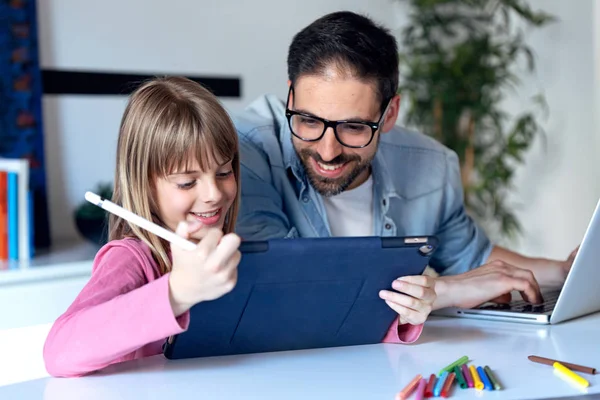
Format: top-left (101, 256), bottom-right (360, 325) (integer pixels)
top-left (290, 114), bottom-right (324, 140)
top-left (336, 123), bottom-right (373, 147)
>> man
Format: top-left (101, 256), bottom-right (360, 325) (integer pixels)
top-left (232, 11), bottom-right (575, 328)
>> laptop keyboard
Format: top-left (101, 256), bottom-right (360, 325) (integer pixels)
top-left (476, 290), bottom-right (561, 314)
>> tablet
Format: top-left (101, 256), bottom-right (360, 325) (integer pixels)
top-left (163, 235), bottom-right (437, 360)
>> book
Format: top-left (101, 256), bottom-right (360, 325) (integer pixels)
top-left (0, 171), bottom-right (7, 260)
top-left (0, 158), bottom-right (31, 261)
top-left (8, 172), bottom-right (18, 261)
top-left (29, 190), bottom-right (34, 259)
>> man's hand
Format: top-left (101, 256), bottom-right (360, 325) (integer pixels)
top-left (433, 260), bottom-right (543, 310)
top-left (562, 246), bottom-right (579, 276)
top-left (379, 275), bottom-right (436, 325)
top-left (486, 245), bottom-right (577, 289)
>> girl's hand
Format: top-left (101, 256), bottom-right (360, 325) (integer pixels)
top-left (168, 221), bottom-right (241, 316)
top-left (379, 275), bottom-right (436, 325)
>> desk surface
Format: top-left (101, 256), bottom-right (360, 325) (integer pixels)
top-left (2, 313), bottom-right (600, 400)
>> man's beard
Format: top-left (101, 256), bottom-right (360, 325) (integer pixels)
top-left (296, 148), bottom-right (374, 197)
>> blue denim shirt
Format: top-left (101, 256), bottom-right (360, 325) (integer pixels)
top-left (232, 95), bottom-right (492, 276)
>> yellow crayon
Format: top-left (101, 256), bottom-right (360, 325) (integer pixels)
top-left (553, 362), bottom-right (590, 388)
top-left (469, 365), bottom-right (484, 391)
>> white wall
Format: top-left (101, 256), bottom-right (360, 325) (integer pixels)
top-left (38, 0), bottom-right (599, 262)
top-left (393, 0), bottom-right (600, 260)
top-left (498, 0), bottom-right (600, 259)
top-left (37, 0), bottom-right (402, 243)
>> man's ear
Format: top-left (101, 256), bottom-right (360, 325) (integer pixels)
top-left (381, 94), bottom-right (401, 134)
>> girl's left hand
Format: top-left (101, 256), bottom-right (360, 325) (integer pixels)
top-left (379, 275), bottom-right (437, 325)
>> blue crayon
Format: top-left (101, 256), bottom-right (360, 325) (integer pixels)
top-left (434, 371), bottom-right (449, 397)
top-left (477, 366), bottom-right (493, 390)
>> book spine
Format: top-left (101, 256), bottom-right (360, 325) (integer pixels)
top-left (7, 172), bottom-right (18, 261)
top-left (18, 162), bottom-right (30, 261)
top-left (0, 171), bottom-right (7, 260)
top-left (29, 190), bottom-right (34, 259)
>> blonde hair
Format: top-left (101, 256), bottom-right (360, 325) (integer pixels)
top-left (109, 76), bottom-right (240, 275)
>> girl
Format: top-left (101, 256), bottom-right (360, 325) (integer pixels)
top-left (43, 76), bottom-right (242, 377)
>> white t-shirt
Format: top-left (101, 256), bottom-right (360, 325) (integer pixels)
top-left (322, 175), bottom-right (374, 237)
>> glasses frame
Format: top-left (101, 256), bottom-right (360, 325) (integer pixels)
top-left (284, 86), bottom-right (391, 149)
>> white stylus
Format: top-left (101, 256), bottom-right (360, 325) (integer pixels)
top-left (84, 191), bottom-right (197, 251)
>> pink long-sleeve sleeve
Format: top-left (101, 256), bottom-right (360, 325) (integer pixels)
top-left (43, 238), bottom-right (190, 378)
top-left (382, 317), bottom-right (424, 344)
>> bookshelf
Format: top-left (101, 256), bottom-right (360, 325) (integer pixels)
top-left (0, 239), bottom-right (98, 286)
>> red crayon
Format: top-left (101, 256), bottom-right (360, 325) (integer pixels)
top-left (425, 374), bottom-right (437, 398)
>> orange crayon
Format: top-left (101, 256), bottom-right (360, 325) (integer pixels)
top-left (441, 372), bottom-right (456, 398)
top-left (396, 374), bottom-right (422, 400)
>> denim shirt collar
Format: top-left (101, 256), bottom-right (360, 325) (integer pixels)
top-left (371, 149), bottom-right (400, 204)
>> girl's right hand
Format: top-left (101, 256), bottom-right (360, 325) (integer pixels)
top-left (168, 221), bottom-right (242, 316)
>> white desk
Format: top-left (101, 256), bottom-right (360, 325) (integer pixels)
top-left (1, 313), bottom-right (599, 399)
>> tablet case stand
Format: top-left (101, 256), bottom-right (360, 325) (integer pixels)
top-left (163, 236), bottom-right (437, 359)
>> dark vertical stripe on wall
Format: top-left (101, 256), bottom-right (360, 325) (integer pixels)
top-left (41, 70), bottom-right (241, 97)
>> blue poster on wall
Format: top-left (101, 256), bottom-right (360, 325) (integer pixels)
top-left (0, 0), bottom-right (51, 249)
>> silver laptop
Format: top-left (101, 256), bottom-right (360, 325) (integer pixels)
top-left (433, 197), bottom-right (600, 325)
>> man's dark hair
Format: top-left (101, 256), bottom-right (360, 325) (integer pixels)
top-left (287, 11), bottom-right (399, 103)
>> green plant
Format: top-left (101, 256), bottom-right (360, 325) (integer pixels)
top-left (398, 0), bottom-right (555, 240)
top-left (75, 182), bottom-right (113, 219)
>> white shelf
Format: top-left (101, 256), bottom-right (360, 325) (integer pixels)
top-left (0, 240), bottom-right (98, 287)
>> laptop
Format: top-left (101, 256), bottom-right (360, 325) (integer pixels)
top-left (163, 235), bottom-right (437, 359)
top-left (433, 197), bottom-right (600, 325)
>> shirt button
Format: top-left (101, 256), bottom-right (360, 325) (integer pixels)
top-left (385, 223), bottom-right (392, 230)
top-left (302, 196), bottom-right (309, 203)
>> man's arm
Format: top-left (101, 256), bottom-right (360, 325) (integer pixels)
top-left (427, 151), bottom-right (493, 276)
top-left (487, 246), bottom-right (571, 289)
top-left (424, 149), bottom-right (571, 310)
top-left (235, 138), bottom-right (297, 241)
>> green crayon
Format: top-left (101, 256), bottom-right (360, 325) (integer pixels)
top-left (439, 355), bottom-right (469, 376)
top-left (484, 365), bottom-right (502, 390)
top-left (453, 365), bottom-right (468, 389)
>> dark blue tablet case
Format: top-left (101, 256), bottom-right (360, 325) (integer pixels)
top-left (163, 236), bottom-right (437, 359)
